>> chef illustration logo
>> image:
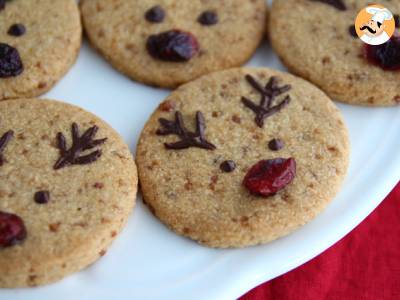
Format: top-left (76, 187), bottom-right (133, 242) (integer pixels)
top-left (355, 5), bottom-right (395, 45)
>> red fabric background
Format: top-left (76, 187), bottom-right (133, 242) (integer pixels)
top-left (241, 182), bottom-right (400, 300)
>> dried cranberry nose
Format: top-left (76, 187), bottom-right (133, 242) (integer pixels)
top-left (0, 211), bottom-right (27, 248)
top-left (243, 158), bottom-right (296, 197)
top-left (146, 30), bottom-right (199, 62)
top-left (364, 35), bottom-right (400, 71)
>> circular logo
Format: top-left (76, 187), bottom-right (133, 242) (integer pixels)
top-left (354, 4), bottom-right (395, 45)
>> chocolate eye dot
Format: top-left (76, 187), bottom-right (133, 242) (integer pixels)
top-left (198, 11), bottom-right (218, 26)
top-left (145, 6), bottom-right (165, 23)
top-left (268, 139), bottom-right (284, 151)
top-left (220, 160), bottom-right (236, 173)
top-left (34, 191), bottom-right (50, 204)
top-left (8, 23), bottom-right (26, 37)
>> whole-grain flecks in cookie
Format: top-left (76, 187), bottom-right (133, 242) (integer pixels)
top-left (270, 0), bottom-right (400, 106)
top-left (0, 99), bottom-right (138, 288)
top-left (0, 0), bottom-right (81, 100)
top-left (80, 0), bottom-right (267, 88)
top-left (137, 67), bottom-right (350, 248)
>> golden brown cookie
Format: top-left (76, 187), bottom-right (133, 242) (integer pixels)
top-left (136, 67), bottom-right (350, 248)
top-left (80, 0), bottom-right (267, 88)
top-left (269, 0), bottom-right (400, 106)
top-left (0, 99), bottom-right (137, 287)
top-left (0, 0), bottom-right (81, 100)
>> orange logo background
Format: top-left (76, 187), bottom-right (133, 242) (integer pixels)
top-left (354, 4), bottom-right (396, 39)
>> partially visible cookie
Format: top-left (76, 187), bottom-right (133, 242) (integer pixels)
top-left (269, 0), bottom-right (400, 106)
top-left (0, 0), bottom-right (81, 100)
top-left (0, 99), bottom-right (137, 287)
top-left (136, 67), bottom-right (350, 248)
top-left (80, 0), bottom-right (267, 88)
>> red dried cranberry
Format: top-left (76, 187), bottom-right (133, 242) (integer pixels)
top-left (146, 30), bottom-right (199, 62)
top-left (0, 43), bottom-right (23, 78)
top-left (8, 23), bottom-right (26, 37)
top-left (364, 35), bottom-right (400, 71)
top-left (198, 11), bottom-right (218, 26)
top-left (243, 158), bottom-right (296, 197)
top-left (0, 211), bottom-right (27, 248)
top-left (145, 6), bottom-right (165, 23)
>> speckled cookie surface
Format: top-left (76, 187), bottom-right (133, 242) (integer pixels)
top-left (136, 67), bottom-right (350, 248)
top-left (80, 0), bottom-right (267, 88)
top-left (269, 0), bottom-right (400, 106)
top-left (0, 99), bottom-right (137, 287)
top-left (0, 0), bottom-right (81, 100)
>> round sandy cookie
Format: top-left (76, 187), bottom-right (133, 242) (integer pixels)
top-left (0, 0), bottom-right (81, 100)
top-left (269, 0), bottom-right (400, 106)
top-left (80, 0), bottom-right (267, 88)
top-left (136, 67), bottom-right (350, 248)
top-left (0, 99), bottom-right (137, 287)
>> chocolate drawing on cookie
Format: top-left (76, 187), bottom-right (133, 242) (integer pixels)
top-left (0, 0), bottom-right (9, 11)
top-left (364, 35), bottom-right (400, 70)
top-left (54, 123), bottom-right (107, 170)
top-left (0, 43), bottom-right (23, 78)
top-left (268, 138), bottom-right (284, 151)
top-left (145, 5), bottom-right (165, 23)
top-left (310, 0), bottom-right (346, 11)
top-left (0, 129), bottom-right (13, 166)
top-left (8, 23), bottom-right (26, 37)
top-left (156, 111), bottom-right (216, 150)
top-left (242, 75), bottom-right (291, 128)
top-left (198, 11), bottom-right (218, 26)
top-left (34, 191), bottom-right (50, 204)
top-left (0, 211), bottom-right (27, 248)
top-left (243, 158), bottom-right (296, 197)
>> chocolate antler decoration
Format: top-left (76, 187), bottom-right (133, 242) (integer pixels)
top-left (156, 111), bottom-right (216, 150)
top-left (311, 0), bottom-right (347, 11)
top-left (242, 75), bottom-right (291, 128)
top-left (54, 123), bottom-right (107, 170)
top-left (0, 130), bottom-right (13, 166)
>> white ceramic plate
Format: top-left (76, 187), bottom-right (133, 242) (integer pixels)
top-left (2, 15), bottom-right (400, 300)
